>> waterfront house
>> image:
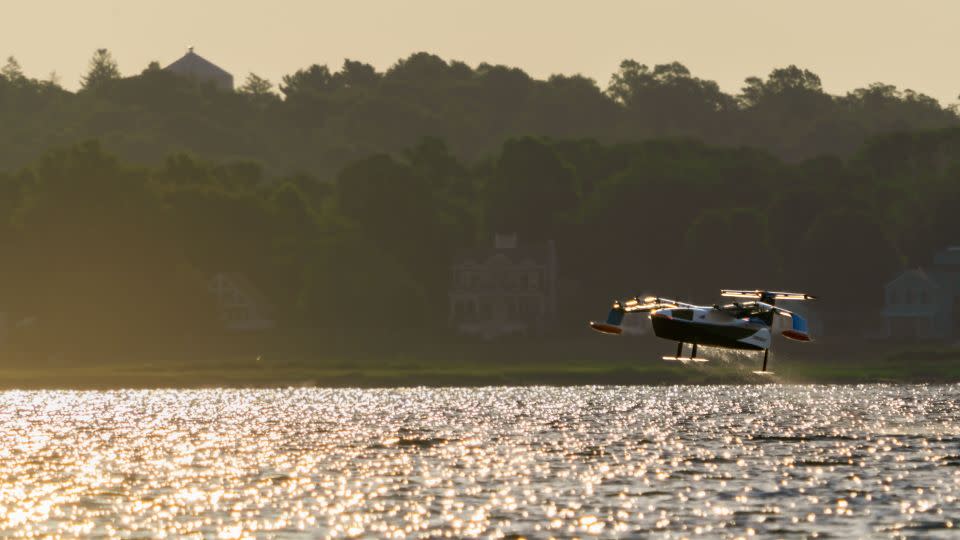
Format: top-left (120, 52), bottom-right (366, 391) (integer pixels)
top-left (881, 247), bottom-right (960, 340)
top-left (208, 273), bottom-right (275, 331)
top-left (449, 234), bottom-right (557, 339)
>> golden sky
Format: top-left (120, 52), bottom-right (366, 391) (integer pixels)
top-left (3, 0), bottom-right (956, 103)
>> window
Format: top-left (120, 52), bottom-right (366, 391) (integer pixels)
top-left (225, 307), bottom-right (249, 322)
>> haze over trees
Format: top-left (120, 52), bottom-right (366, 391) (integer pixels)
top-left (1, 49), bottom-right (959, 359)
top-left (1, 50), bottom-right (958, 175)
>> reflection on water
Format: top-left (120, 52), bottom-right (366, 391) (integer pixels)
top-left (0, 385), bottom-right (958, 538)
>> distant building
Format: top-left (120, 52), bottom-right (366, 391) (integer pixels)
top-left (208, 273), bottom-right (275, 331)
top-left (164, 47), bottom-right (233, 91)
top-left (881, 247), bottom-right (960, 340)
top-left (449, 233), bottom-right (557, 339)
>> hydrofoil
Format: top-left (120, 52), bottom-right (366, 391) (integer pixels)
top-left (661, 342), bottom-right (708, 363)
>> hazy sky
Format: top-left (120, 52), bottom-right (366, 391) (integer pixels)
top-left (3, 1), bottom-right (957, 103)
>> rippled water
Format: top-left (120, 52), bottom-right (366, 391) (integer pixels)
top-left (1, 385), bottom-right (958, 538)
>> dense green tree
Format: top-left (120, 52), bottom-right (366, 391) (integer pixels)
top-left (1, 51), bottom-right (958, 178)
top-left (1, 56), bottom-right (24, 82)
top-left (843, 83), bottom-right (954, 138)
top-left (163, 185), bottom-right (274, 275)
top-left (683, 208), bottom-right (771, 298)
top-left (297, 233), bottom-right (428, 327)
top-left (280, 64), bottom-right (335, 98)
top-left (737, 65), bottom-right (837, 158)
top-left (0, 126), bottom-right (956, 354)
top-left (337, 59), bottom-right (380, 89)
top-left (796, 210), bottom-right (903, 310)
top-left (239, 72), bottom-right (275, 98)
top-left (142, 60), bottom-right (162, 74)
top-left (403, 136), bottom-right (476, 265)
top-left (80, 48), bottom-right (120, 90)
top-left (335, 153), bottom-right (445, 273)
top-left (608, 60), bottom-right (735, 140)
top-left (739, 65), bottom-right (825, 108)
top-left (336, 154), bottom-right (428, 242)
top-left (280, 60), bottom-right (381, 100)
top-left (483, 137), bottom-right (579, 240)
top-left (386, 52), bottom-right (472, 86)
top-left (10, 142), bottom-right (214, 355)
top-left (527, 74), bottom-right (618, 138)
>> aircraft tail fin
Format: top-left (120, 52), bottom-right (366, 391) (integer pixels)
top-left (781, 312), bottom-right (811, 341)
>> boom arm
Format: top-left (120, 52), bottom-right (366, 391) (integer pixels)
top-left (622, 295), bottom-right (699, 314)
top-left (590, 295), bottom-right (697, 335)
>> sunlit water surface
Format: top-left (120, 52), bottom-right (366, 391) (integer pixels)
top-left (0, 385), bottom-right (958, 538)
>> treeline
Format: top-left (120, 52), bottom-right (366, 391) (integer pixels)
top-left (2, 128), bottom-right (960, 358)
top-left (0, 51), bottom-right (957, 178)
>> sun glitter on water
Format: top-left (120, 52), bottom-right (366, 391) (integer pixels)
top-left (0, 385), bottom-right (958, 538)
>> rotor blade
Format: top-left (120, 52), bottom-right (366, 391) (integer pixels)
top-left (720, 290), bottom-right (762, 298)
top-left (721, 289), bottom-right (816, 301)
top-left (768, 292), bottom-right (817, 300)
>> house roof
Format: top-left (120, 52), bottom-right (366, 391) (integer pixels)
top-left (885, 268), bottom-right (940, 290)
top-left (214, 272), bottom-right (273, 309)
top-left (165, 49), bottom-right (232, 79)
top-left (454, 245), bottom-right (553, 267)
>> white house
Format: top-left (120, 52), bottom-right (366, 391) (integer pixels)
top-left (165, 47), bottom-right (234, 91)
top-left (208, 273), bottom-right (275, 331)
top-left (882, 247), bottom-right (960, 340)
top-left (449, 234), bottom-right (557, 339)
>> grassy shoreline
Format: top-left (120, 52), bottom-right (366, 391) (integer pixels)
top-left (2, 339), bottom-right (959, 389)
top-left (0, 352), bottom-right (960, 390)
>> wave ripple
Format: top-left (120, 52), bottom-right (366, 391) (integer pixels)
top-left (0, 384), bottom-right (958, 538)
